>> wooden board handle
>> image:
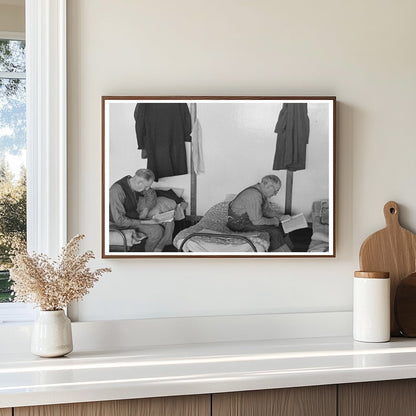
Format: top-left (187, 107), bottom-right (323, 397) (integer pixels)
top-left (384, 201), bottom-right (400, 228)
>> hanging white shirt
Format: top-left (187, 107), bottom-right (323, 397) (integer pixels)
top-left (191, 118), bottom-right (205, 175)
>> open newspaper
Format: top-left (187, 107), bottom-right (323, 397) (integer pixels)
top-left (281, 213), bottom-right (308, 234)
top-left (140, 210), bottom-right (175, 225)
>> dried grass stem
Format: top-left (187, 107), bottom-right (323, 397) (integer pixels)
top-left (10, 234), bottom-right (111, 310)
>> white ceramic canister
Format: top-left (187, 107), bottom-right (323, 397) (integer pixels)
top-left (353, 271), bottom-right (390, 342)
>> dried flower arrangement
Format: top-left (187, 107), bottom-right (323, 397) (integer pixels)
top-left (10, 234), bottom-right (111, 311)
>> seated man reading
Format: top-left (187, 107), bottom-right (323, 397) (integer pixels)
top-left (109, 168), bottom-right (167, 252)
top-left (227, 174), bottom-right (293, 252)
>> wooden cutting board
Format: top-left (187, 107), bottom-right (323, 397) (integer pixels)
top-left (359, 201), bottom-right (416, 335)
top-left (395, 272), bottom-right (416, 337)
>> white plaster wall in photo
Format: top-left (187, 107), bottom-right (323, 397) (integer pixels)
top-left (107, 100), bottom-right (329, 217)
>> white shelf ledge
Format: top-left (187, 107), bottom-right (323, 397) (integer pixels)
top-left (2, 335), bottom-right (416, 408)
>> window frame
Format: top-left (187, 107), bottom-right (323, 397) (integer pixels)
top-left (0, 0), bottom-right (67, 323)
top-left (0, 31), bottom-right (24, 41)
top-left (26, 0), bottom-right (67, 257)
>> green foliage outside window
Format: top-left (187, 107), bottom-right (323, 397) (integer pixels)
top-left (0, 38), bottom-right (27, 302)
top-left (0, 162), bottom-right (26, 302)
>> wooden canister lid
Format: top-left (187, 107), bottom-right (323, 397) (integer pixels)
top-left (354, 271), bottom-right (389, 279)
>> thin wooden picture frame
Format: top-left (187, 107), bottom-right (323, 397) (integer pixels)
top-left (102, 96), bottom-right (336, 258)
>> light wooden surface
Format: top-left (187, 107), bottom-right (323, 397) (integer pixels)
top-left (339, 379), bottom-right (416, 416)
top-left (212, 386), bottom-right (336, 416)
top-left (359, 201), bottom-right (416, 335)
top-left (0, 409), bottom-right (12, 416)
top-left (15, 395), bottom-right (210, 416)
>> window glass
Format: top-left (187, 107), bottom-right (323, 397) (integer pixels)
top-left (0, 39), bottom-right (26, 73)
top-left (0, 39), bottom-right (27, 303)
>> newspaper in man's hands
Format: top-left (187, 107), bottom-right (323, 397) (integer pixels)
top-left (140, 210), bottom-right (175, 225)
top-left (281, 213), bottom-right (308, 233)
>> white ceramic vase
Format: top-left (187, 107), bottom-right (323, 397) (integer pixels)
top-left (31, 310), bottom-right (73, 357)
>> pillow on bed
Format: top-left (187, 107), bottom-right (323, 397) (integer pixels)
top-left (320, 200), bottom-right (329, 225)
top-left (311, 231), bottom-right (329, 243)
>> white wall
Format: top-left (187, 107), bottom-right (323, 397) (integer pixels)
top-left (67, 0), bottom-right (416, 322)
top-left (0, 4), bottom-right (25, 33)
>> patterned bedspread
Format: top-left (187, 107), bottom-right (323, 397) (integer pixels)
top-left (173, 201), bottom-right (270, 252)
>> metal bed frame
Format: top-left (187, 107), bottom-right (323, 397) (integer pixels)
top-left (178, 232), bottom-right (258, 252)
top-left (109, 227), bottom-right (128, 252)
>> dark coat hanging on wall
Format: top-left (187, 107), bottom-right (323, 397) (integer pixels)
top-left (134, 103), bottom-right (192, 180)
top-left (273, 103), bottom-right (310, 172)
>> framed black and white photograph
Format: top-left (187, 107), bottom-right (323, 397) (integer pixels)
top-left (102, 96), bottom-right (335, 258)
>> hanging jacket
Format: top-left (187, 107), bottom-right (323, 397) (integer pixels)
top-left (273, 103), bottom-right (309, 171)
top-left (134, 103), bottom-right (192, 180)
